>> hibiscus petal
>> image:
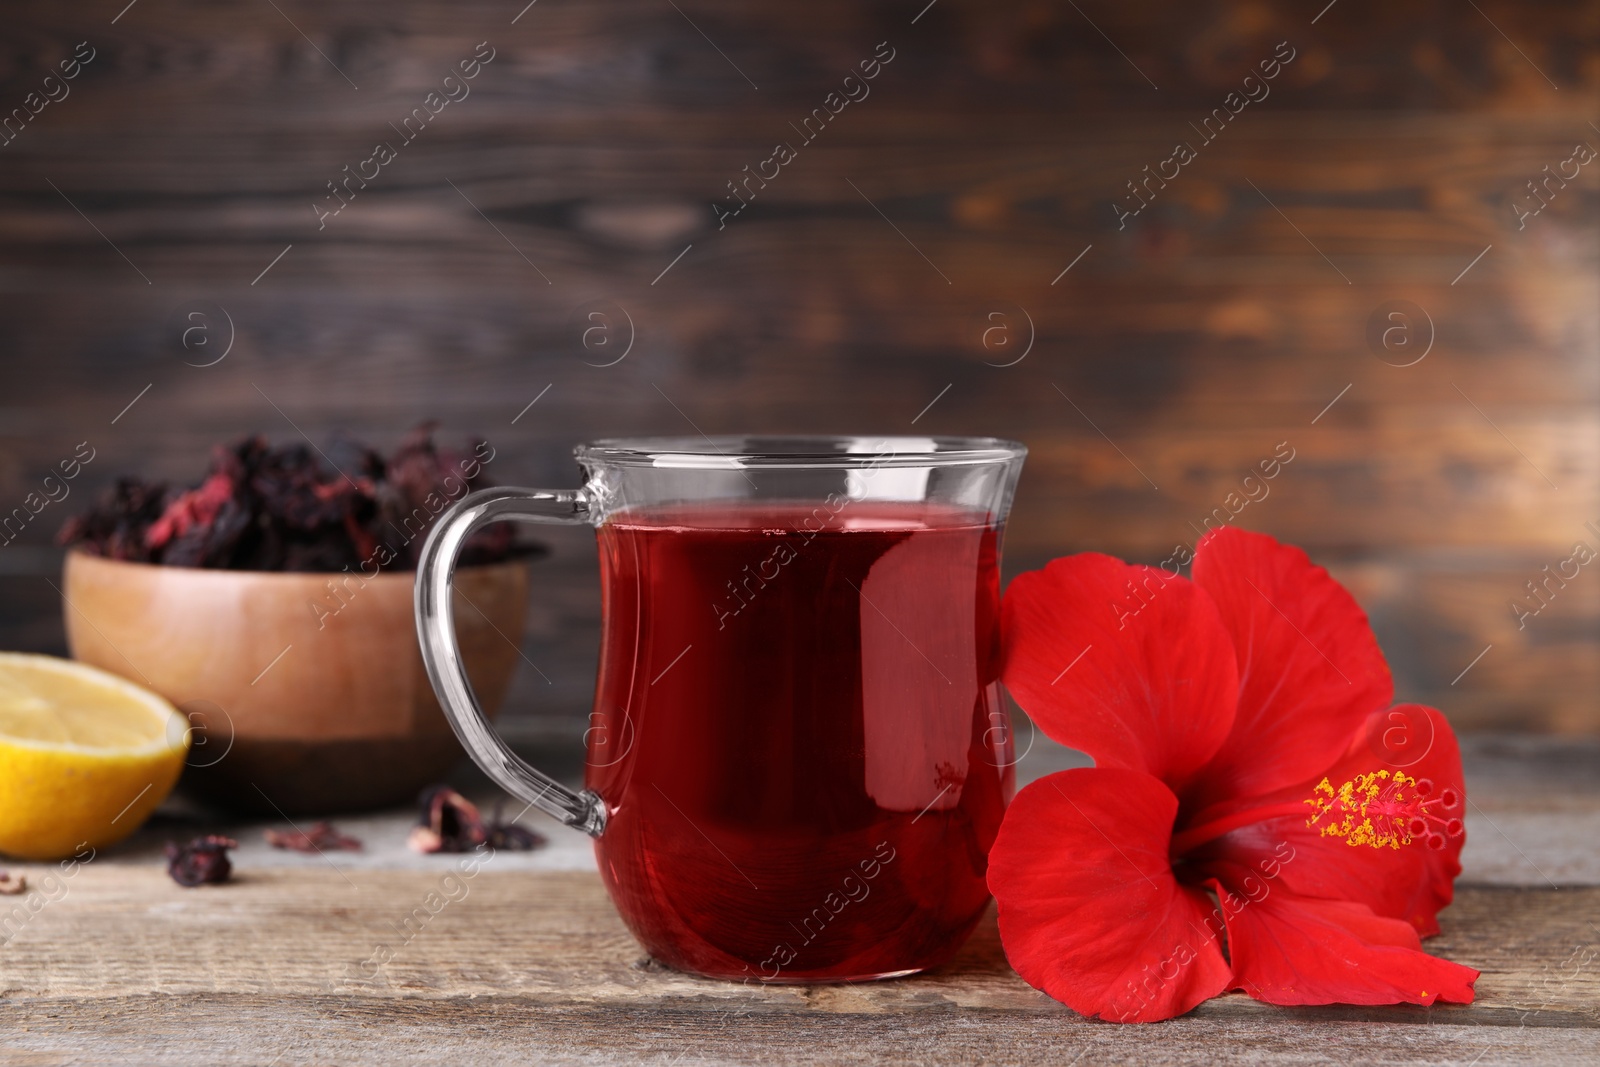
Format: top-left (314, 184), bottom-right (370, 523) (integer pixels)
top-left (1002, 554), bottom-right (1238, 785)
top-left (988, 768), bottom-right (1231, 1022)
top-left (1188, 527), bottom-right (1394, 809)
top-left (1198, 705), bottom-right (1465, 937)
top-left (1217, 886), bottom-right (1478, 1007)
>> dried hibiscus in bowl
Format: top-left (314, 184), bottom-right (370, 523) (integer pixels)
top-left (58, 424), bottom-right (540, 571)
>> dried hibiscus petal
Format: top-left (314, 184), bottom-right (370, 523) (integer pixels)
top-left (265, 821), bottom-right (362, 853)
top-left (165, 835), bottom-right (237, 886)
top-left (407, 786), bottom-right (487, 854)
top-left (59, 425), bottom-right (542, 572)
top-left (407, 787), bottom-right (548, 854)
top-left (485, 803), bottom-right (546, 852)
top-left (55, 477), bottom-right (168, 563)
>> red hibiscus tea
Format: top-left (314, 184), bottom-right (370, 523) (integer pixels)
top-left (586, 500), bottom-right (1013, 981)
top-left (417, 436), bottom-right (1025, 982)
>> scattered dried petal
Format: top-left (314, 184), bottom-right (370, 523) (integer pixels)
top-left (485, 822), bottom-right (546, 851)
top-left (165, 835), bottom-right (237, 887)
top-left (405, 788), bottom-right (547, 854)
top-left (407, 786), bottom-right (487, 854)
top-left (406, 825), bottom-right (444, 854)
top-left (485, 802), bottom-right (546, 852)
top-left (0, 871), bottom-right (27, 895)
top-left (265, 821), bottom-right (362, 853)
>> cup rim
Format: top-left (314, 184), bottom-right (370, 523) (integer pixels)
top-left (573, 435), bottom-right (1026, 470)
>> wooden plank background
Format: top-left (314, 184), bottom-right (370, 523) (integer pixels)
top-left (0, 0), bottom-right (1595, 734)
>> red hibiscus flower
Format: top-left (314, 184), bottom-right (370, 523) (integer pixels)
top-left (988, 527), bottom-right (1477, 1022)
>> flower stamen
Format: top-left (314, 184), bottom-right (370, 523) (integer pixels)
top-left (1303, 770), bottom-right (1464, 850)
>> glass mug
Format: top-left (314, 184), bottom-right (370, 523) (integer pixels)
top-left (415, 436), bottom-right (1026, 982)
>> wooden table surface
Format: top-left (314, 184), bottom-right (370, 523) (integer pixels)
top-left (1, 734), bottom-right (1596, 1066)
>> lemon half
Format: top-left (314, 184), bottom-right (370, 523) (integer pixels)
top-left (0, 652), bottom-right (189, 860)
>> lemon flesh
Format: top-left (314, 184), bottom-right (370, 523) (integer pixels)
top-left (0, 653), bottom-right (189, 861)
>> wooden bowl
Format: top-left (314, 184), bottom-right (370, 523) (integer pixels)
top-left (60, 551), bottom-right (530, 815)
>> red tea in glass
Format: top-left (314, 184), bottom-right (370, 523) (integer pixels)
top-left (417, 437), bottom-right (1026, 981)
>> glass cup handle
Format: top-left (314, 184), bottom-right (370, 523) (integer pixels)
top-left (414, 486), bottom-right (607, 838)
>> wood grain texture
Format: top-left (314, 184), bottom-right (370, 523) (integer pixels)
top-left (2, 997), bottom-right (1595, 1067)
top-left (0, 738), bottom-right (1594, 1063)
top-left (0, 0), bottom-right (1595, 732)
top-left (0, 870), bottom-right (1594, 1064)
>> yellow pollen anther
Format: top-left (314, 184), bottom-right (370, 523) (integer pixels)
top-left (1303, 769), bottom-right (1463, 850)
